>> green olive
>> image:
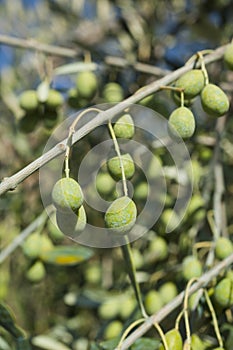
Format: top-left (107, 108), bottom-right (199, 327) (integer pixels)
top-left (22, 233), bottom-right (53, 259)
top-left (103, 82), bottom-right (124, 103)
top-left (168, 107), bottom-right (195, 139)
top-left (52, 178), bottom-right (83, 213)
top-left (45, 89), bottom-right (63, 110)
top-left (158, 282), bottom-right (178, 304)
top-left (104, 320), bottom-right (123, 340)
top-left (182, 256), bottom-right (202, 281)
top-left (158, 328), bottom-right (183, 350)
top-left (201, 83), bottom-right (229, 117)
top-left (119, 297), bottom-right (136, 319)
top-left (56, 205), bottom-right (86, 236)
top-left (107, 153), bottom-right (135, 180)
top-left (113, 114), bottom-right (135, 139)
top-left (96, 172), bottom-right (116, 196)
top-left (214, 277), bottom-right (233, 308)
top-left (134, 182), bottom-right (148, 200)
top-left (98, 300), bottom-right (120, 320)
top-left (215, 237), bottom-right (233, 260)
top-left (224, 42), bottom-right (233, 70)
top-left (26, 261), bottom-right (46, 283)
top-left (76, 71), bottom-right (98, 99)
top-left (19, 90), bottom-right (39, 112)
top-left (148, 236), bottom-right (168, 261)
top-left (104, 196), bottom-right (137, 234)
top-left (175, 69), bottom-right (205, 98)
top-left (145, 290), bottom-right (163, 315)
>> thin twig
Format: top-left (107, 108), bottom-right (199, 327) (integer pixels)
top-left (0, 34), bottom-right (80, 58)
top-left (119, 252), bottom-right (233, 349)
top-left (0, 34), bottom-right (169, 76)
top-left (0, 44), bottom-right (228, 196)
top-left (0, 208), bottom-right (52, 264)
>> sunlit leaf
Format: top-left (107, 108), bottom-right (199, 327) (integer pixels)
top-left (32, 335), bottom-right (70, 350)
top-left (131, 337), bottom-right (160, 350)
top-left (40, 245), bottom-right (93, 266)
top-left (54, 62), bottom-right (97, 76)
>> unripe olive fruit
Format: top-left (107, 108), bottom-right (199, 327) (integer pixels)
top-left (175, 69), bottom-right (205, 98)
top-left (23, 233), bottom-right (53, 260)
top-left (148, 236), bottom-right (168, 261)
top-left (96, 172), bottom-right (115, 196)
top-left (182, 256), bottom-right (202, 281)
top-left (56, 205), bottom-right (86, 236)
top-left (107, 153), bottom-right (135, 180)
top-left (45, 89), bottom-right (63, 110)
top-left (224, 42), bottom-right (233, 70)
top-left (19, 90), bottom-right (39, 112)
top-left (103, 82), bottom-right (124, 103)
top-left (214, 277), bottom-right (233, 308)
top-left (201, 83), bottom-right (229, 117)
top-left (215, 237), bottom-right (233, 260)
top-left (98, 300), bottom-right (120, 320)
top-left (158, 282), bottom-right (178, 304)
top-left (113, 114), bottom-right (135, 139)
top-left (104, 196), bottom-right (137, 234)
top-left (168, 107), bottom-right (195, 139)
top-left (158, 329), bottom-right (183, 350)
top-left (212, 348), bottom-right (225, 350)
top-left (52, 178), bottom-right (83, 213)
top-left (104, 320), bottom-right (123, 340)
top-left (134, 182), bottom-right (148, 200)
top-left (119, 297), bottom-right (136, 319)
top-left (26, 261), bottom-right (46, 283)
top-left (85, 263), bottom-right (101, 285)
top-left (145, 290), bottom-right (163, 315)
top-left (76, 71), bottom-right (98, 99)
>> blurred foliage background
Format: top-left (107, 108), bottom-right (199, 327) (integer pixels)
top-left (1, 0), bottom-right (233, 349)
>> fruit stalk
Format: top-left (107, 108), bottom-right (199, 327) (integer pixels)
top-left (64, 107), bottom-right (101, 178)
top-left (108, 120), bottom-right (147, 318)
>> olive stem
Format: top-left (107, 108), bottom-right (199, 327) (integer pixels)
top-left (175, 309), bottom-right (184, 330)
top-left (180, 90), bottom-right (184, 108)
top-left (116, 318), bottom-right (145, 350)
top-left (183, 277), bottom-right (198, 350)
top-left (121, 239), bottom-right (148, 318)
top-left (64, 107), bottom-right (101, 178)
top-left (197, 51), bottom-right (209, 85)
top-left (185, 49), bottom-right (214, 66)
top-left (204, 289), bottom-right (224, 348)
top-left (152, 322), bottom-right (169, 350)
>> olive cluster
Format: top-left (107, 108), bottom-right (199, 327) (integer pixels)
top-left (67, 70), bottom-right (124, 108)
top-left (68, 71), bottom-right (98, 108)
top-left (18, 88), bottom-right (63, 133)
top-left (168, 68), bottom-right (229, 139)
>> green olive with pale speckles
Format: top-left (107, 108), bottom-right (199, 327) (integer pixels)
top-left (201, 83), bottom-right (229, 117)
top-left (52, 178), bottom-right (83, 213)
top-left (113, 114), bottom-right (135, 139)
top-left (104, 196), bottom-right (137, 234)
top-left (175, 69), bottom-right (205, 98)
top-left (107, 153), bottom-right (135, 180)
top-left (168, 107), bottom-right (195, 139)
